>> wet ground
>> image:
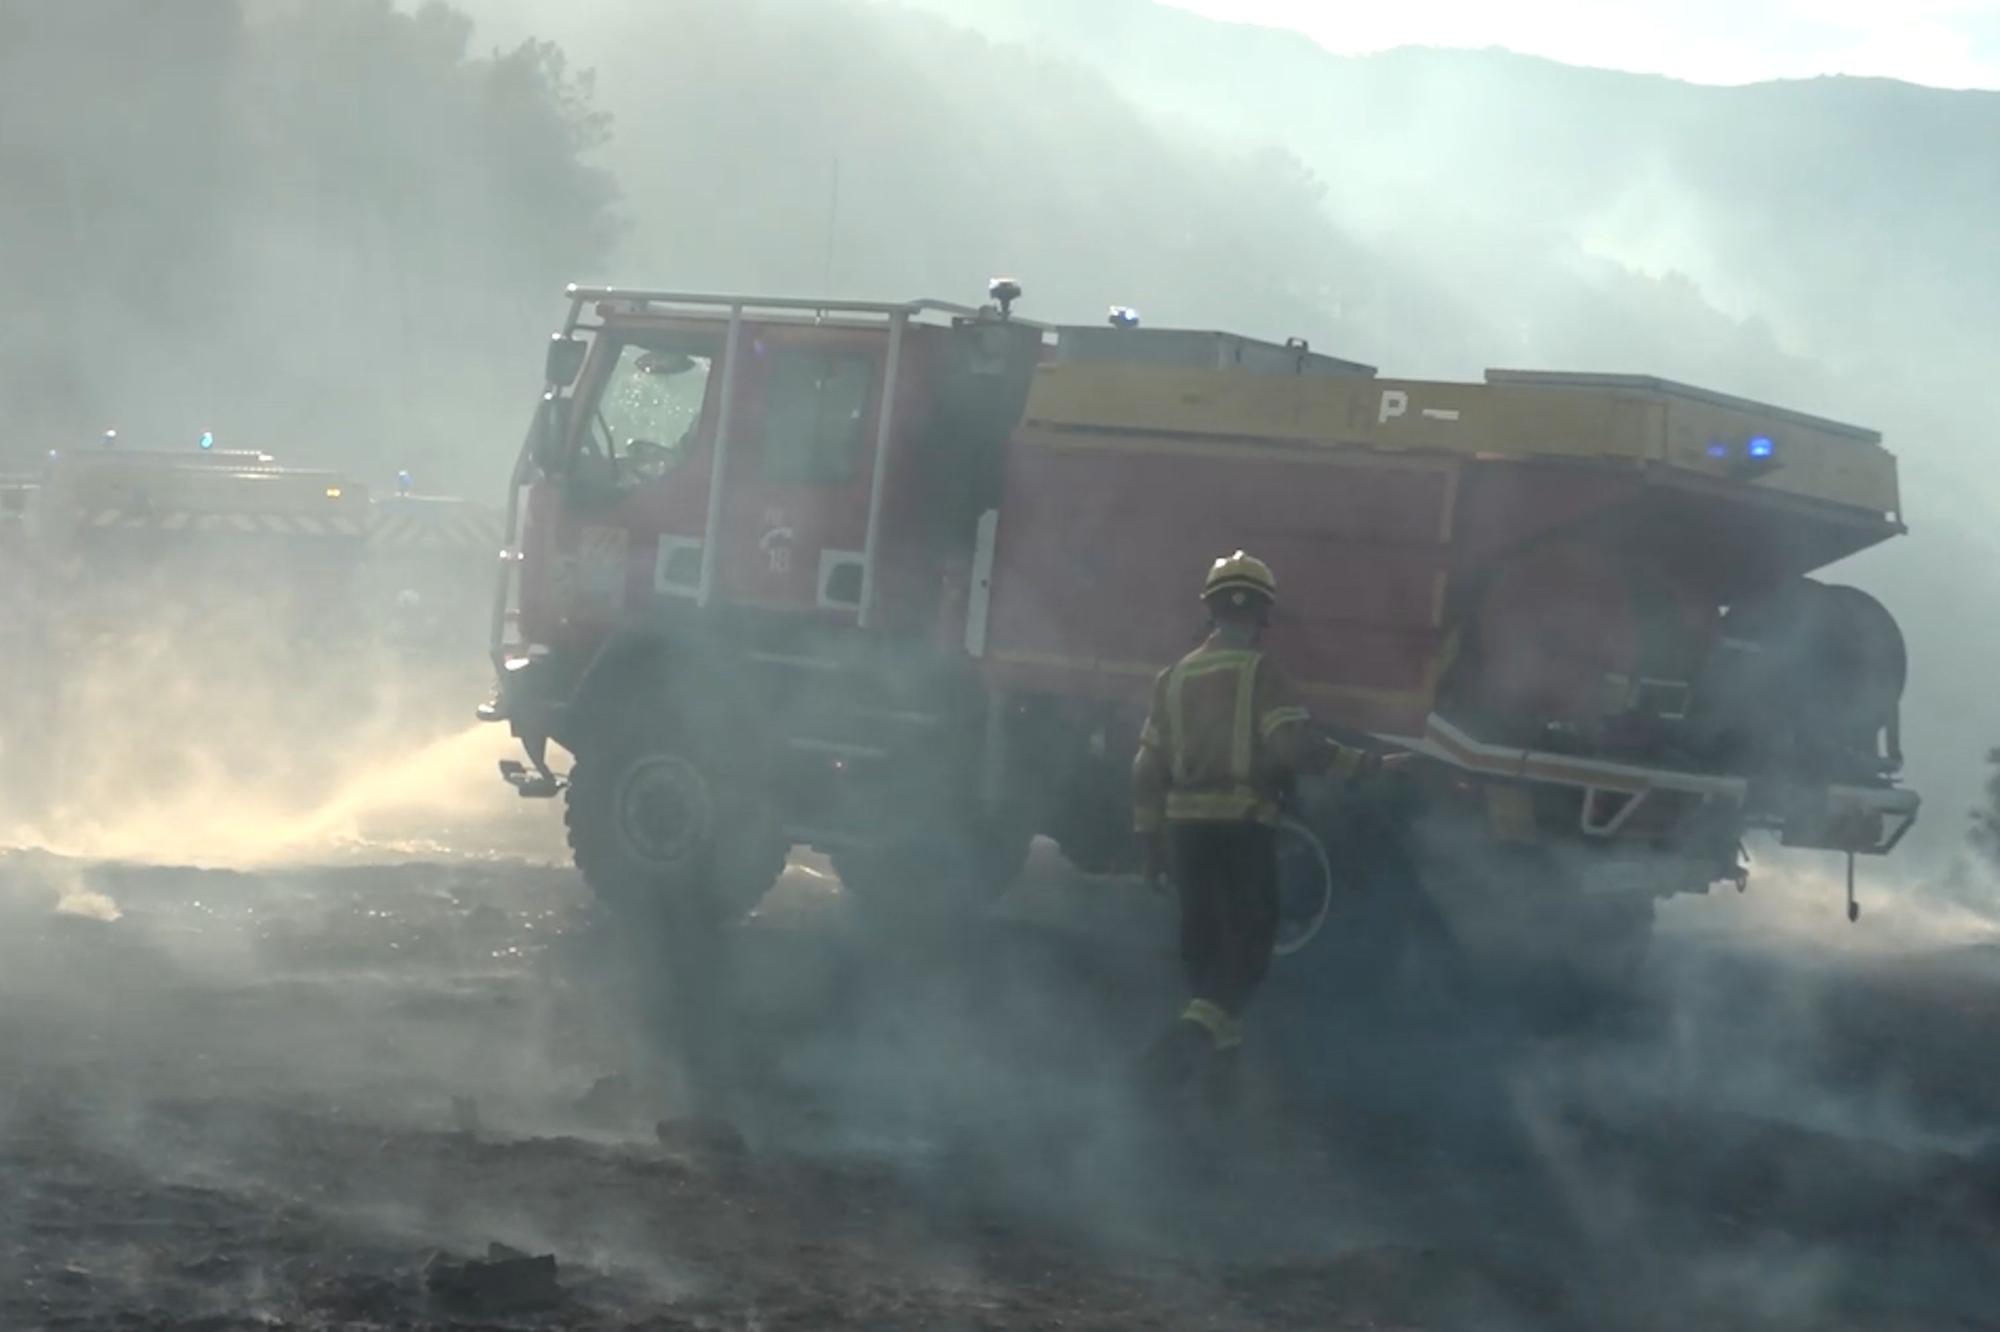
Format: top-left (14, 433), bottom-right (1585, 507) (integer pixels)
top-left (2, 830), bottom-right (1998, 1330)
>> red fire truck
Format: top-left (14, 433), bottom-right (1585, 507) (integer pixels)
top-left (480, 282), bottom-right (1917, 978)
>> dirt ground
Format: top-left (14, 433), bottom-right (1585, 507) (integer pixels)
top-left (2, 826), bottom-right (1997, 1331)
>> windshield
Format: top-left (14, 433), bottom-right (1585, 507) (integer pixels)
top-left (585, 338), bottom-right (718, 481)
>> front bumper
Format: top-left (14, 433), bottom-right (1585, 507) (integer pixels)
top-left (478, 649), bottom-right (564, 729)
top-left (478, 649), bottom-right (570, 798)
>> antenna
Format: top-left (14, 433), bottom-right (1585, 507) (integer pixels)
top-left (821, 156), bottom-right (842, 297)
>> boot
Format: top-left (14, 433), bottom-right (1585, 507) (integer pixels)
top-left (1199, 1043), bottom-right (1244, 1119)
top-left (1129, 1017), bottom-right (1211, 1096)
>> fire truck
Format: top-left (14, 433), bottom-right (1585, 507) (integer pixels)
top-left (1, 445), bottom-right (502, 649)
top-left (0, 444), bottom-right (503, 806)
top-left (480, 281), bottom-right (1917, 980)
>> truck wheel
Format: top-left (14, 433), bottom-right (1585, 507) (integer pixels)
top-left (1274, 824), bottom-right (1432, 999)
top-left (565, 708), bottom-right (785, 925)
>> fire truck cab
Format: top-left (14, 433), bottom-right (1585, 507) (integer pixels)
top-left (486, 286), bottom-right (1049, 919)
top-left (487, 281), bottom-right (1919, 976)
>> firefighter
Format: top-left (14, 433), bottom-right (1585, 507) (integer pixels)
top-left (1131, 551), bottom-right (1405, 1108)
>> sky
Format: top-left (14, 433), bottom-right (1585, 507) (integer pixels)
top-left (1159, 0), bottom-right (2000, 88)
top-left (439, 2), bottom-right (2000, 90)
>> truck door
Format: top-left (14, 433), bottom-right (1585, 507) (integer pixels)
top-left (710, 326), bottom-right (883, 617)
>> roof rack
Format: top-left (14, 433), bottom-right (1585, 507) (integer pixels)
top-left (1484, 369), bottom-right (1881, 443)
top-left (561, 285), bottom-right (1052, 334)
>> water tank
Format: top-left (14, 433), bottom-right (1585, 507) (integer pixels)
top-left (1691, 580), bottom-right (1906, 779)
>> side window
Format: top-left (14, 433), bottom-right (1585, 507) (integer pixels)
top-left (759, 351), bottom-right (872, 485)
top-left (597, 342), bottom-right (716, 470)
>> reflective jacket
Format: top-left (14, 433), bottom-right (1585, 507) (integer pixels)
top-left (1132, 637), bottom-right (1374, 834)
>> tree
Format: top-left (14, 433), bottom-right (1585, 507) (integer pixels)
top-left (0, 0), bottom-right (617, 493)
top-left (1969, 747), bottom-right (2000, 868)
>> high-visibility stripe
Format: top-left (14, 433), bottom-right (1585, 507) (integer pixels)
top-left (458, 517), bottom-right (501, 547)
top-left (1167, 663), bottom-right (1190, 787)
top-left (1165, 787), bottom-right (1277, 824)
top-left (1181, 999), bottom-right (1230, 1037)
top-left (369, 511), bottom-right (501, 550)
top-left (1174, 649), bottom-right (1255, 678)
top-left (65, 507), bottom-right (385, 536)
top-left (1230, 656), bottom-right (1257, 783)
top-left (1260, 705), bottom-right (1310, 739)
top-left (1179, 999), bottom-right (1243, 1049)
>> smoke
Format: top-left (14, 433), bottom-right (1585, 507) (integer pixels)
top-left (3, 3), bottom-right (1998, 1327)
top-left (0, 559), bottom-right (564, 870)
top-left (12, 722), bottom-right (556, 870)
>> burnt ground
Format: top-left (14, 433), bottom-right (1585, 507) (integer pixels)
top-left (1, 840), bottom-right (1997, 1331)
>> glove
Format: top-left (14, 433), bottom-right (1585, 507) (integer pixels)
top-left (1139, 836), bottom-right (1168, 893)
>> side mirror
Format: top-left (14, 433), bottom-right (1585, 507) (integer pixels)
top-left (545, 334), bottom-right (587, 388)
top-left (531, 391), bottom-right (572, 475)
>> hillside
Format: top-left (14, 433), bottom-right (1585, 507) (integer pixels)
top-left (904, 0), bottom-right (2000, 466)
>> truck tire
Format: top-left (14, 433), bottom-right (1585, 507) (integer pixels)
top-left (1280, 812), bottom-right (1441, 998)
top-left (1269, 773), bottom-right (1430, 976)
top-left (564, 705), bottom-right (786, 926)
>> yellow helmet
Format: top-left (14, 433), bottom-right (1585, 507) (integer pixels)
top-left (1201, 550), bottom-right (1277, 608)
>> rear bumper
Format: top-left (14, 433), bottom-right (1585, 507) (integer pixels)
top-left (1384, 713), bottom-right (1918, 856)
top-left (1768, 782), bottom-right (1919, 856)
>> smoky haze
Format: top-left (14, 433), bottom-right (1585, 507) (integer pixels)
top-left (5, 3), bottom-right (2000, 1330)
top-left (7, 0), bottom-right (1983, 868)
top-left (0, 0), bottom-right (614, 497)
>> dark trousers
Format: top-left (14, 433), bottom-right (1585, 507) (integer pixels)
top-left (1170, 820), bottom-right (1280, 1017)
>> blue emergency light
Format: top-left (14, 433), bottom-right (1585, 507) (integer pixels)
top-left (199, 431), bottom-right (214, 451)
top-left (1706, 436), bottom-right (1777, 463)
